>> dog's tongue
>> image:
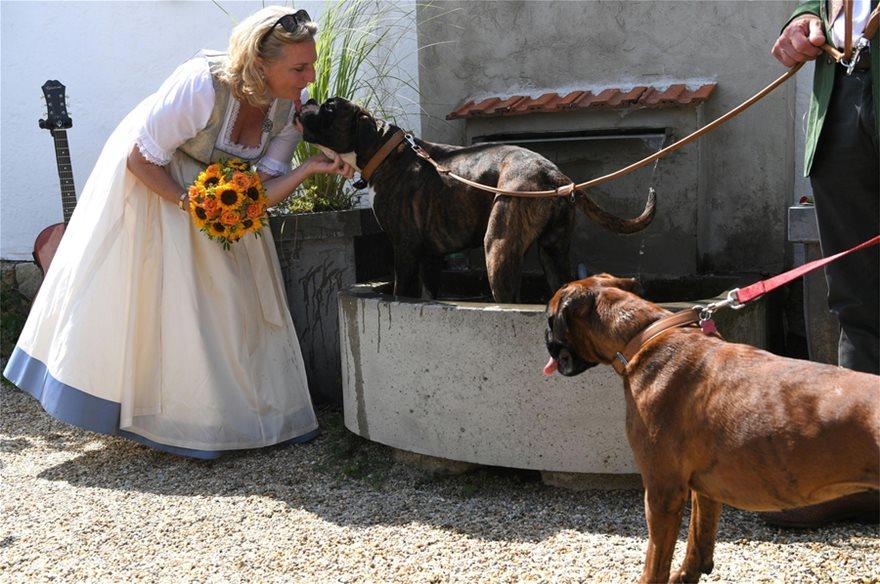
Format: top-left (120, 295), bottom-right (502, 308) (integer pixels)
top-left (543, 357), bottom-right (558, 376)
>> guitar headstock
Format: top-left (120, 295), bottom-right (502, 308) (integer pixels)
top-left (39, 80), bottom-right (72, 131)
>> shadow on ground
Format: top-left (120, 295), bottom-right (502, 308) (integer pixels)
top-left (3, 383), bottom-right (877, 547)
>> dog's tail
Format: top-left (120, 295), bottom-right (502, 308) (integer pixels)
top-left (572, 188), bottom-right (656, 234)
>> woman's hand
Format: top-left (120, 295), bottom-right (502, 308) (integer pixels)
top-left (306, 152), bottom-right (355, 179)
top-left (262, 152), bottom-right (354, 207)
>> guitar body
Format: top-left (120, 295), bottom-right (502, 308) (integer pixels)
top-left (33, 222), bottom-right (66, 273)
top-left (35, 80), bottom-right (77, 275)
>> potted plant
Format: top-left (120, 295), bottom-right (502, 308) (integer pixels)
top-left (269, 0), bottom-right (417, 404)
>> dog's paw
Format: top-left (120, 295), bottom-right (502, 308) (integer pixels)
top-left (669, 567), bottom-right (703, 583)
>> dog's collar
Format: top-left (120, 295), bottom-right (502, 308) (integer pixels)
top-left (360, 130), bottom-right (406, 183)
top-left (612, 308), bottom-right (702, 375)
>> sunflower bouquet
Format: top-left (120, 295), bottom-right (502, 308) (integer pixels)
top-left (187, 159), bottom-right (268, 250)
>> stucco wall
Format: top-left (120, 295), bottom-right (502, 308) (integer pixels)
top-left (416, 0), bottom-right (805, 276)
top-left (0, 0), bottom-right (419, 260)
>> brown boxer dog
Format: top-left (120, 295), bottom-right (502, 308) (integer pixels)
top-left (544, 274), bottom-right (880, 583)
top-left (299, 97), bottom-right (655, 302)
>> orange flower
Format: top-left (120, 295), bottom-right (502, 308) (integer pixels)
top-left (188, 184), bottom-right (207, 203)
top-left (246, 203), bottom-right (263, 219)
top-left (203, 197), bottom-right (220, 218)
top-left (231, 171), bottom-right (251, 191)
top-left (220, 210), bottom-right (241, 226)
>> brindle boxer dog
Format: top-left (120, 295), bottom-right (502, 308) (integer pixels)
top-left (544, 274), bottom-right (879, 583)
top-left (299, 97), bottom-right (655, 302)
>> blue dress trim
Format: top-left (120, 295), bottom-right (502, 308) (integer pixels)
top-left (3, 346), bottom-right (318, 460)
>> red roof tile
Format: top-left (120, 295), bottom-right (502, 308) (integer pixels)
top-left (607, 86), bottom-right (647, 107)
top-left (557, 91), bottom-right (585, 108)
top-left (484, 95), bottom-right (527, 115)
top-left (446, 83), bottom-right (716, 120)
top-left (573, 88), bottom-right (618, 109)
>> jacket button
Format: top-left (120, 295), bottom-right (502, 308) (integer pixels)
top-left (826, 56), bottom-right (833, 65)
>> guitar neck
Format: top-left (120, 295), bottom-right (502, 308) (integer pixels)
top-left (52, 130), bottom-right (77, 224)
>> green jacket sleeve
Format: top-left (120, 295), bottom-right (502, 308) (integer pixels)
top-left (785, 0), bottom-right (821, 30)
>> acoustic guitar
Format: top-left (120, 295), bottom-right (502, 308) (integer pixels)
top-left (34, 80), bottom-right (76, 274)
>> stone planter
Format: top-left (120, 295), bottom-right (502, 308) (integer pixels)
top-left (270, 208), bottom-right (392, 405)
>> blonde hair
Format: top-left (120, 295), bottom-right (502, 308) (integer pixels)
top-left (221, 6), bottom-right (318, 108)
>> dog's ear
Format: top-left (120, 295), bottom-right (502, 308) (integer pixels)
top-left (557, 288), bottom-right (597, 335)
top-left (355, 111), bottom-right (378, 153)
top-left (592, 274), bottom-right (642, 296)
top-left (609, 276), bottom-right (642, 295)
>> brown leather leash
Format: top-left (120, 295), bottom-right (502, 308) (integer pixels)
top-left (391, 63), bottom-right (805, 199)
top-left (362, 6), bottom-right (877, 199)
top-left (820, 2), bottom-right (878, 73)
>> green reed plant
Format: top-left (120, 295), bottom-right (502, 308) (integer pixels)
top-left (282, 0), bottom-right (421, 214)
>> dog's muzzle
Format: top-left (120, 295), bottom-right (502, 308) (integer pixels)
top-left (545, 334), bottom-right (596, 377)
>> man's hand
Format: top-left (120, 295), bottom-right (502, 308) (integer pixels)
top-left (772, 14), bottom-right (825, 67)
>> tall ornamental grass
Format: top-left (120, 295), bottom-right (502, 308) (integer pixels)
top-left (284, 0), bottom-right (421, 214)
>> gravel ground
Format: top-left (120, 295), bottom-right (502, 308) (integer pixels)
top-left (2, 382), bottom-right (878, 583)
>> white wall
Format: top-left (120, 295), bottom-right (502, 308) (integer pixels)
top-left (0, 0), bottom-right (420, 260)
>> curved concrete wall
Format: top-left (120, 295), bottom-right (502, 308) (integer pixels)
top-left (339, 281), bottom-right (766, 474)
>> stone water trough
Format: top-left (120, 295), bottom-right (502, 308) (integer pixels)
top-left (338, 272), bottom-right (768, 485)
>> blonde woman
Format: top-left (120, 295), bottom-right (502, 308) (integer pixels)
top-left (4, 7), bottom-right (352, 458)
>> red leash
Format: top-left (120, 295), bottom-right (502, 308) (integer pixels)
top-left (736, 234), bottom-right (880, 305)
top-left (690, 234), bottom-right (880, 334)
top-left (584, 234), bottom-right (880, 374)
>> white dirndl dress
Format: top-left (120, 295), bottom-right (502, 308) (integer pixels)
top-left (4, 53), bottom-right (318, 458)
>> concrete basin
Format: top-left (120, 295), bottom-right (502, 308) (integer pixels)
top-left (339, 274), bottom-right (768, 476)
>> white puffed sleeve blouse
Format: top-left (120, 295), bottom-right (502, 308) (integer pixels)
top-left (134, 57), bottom-right (304, 176)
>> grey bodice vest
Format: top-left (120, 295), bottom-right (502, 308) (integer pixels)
top-left (177, 50), bottom-right (295, 165)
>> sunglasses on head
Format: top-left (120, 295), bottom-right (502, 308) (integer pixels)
top-left (261, 9), bottom-right (311, 46)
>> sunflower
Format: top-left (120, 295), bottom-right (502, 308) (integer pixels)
top-left (191, 204), bottom-right (209, 230)
top-left (227, 158), bottom-right (250, 171)
top-left (227, 227), bottom-right (245, 242)
top-left (209, 221), bottom-right (226, 237)
top-left (199, 164), bottom-right (222, 189)
top-left (215, 182), bottom-right (243, 210)
top-left (245, 185), bottom-right (263, 202)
